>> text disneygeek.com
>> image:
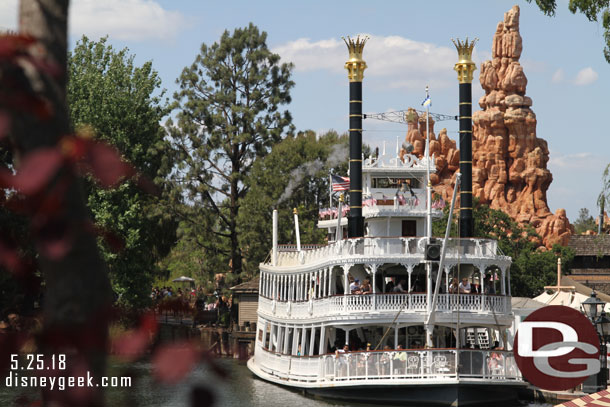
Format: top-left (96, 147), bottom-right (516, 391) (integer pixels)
top-left (5, 371), bottom-right (132, 391)
top-left (6, 354), bottom-right (131, 390)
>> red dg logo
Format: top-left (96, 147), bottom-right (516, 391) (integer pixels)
top-left (514, 305), bottom-right (600, 391)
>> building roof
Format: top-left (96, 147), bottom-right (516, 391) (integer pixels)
top-left (230, 277), bottom-right (259, 294)
top-left (511, 297), bottom-right (546, 310)
top-left (562, 275), bottom-right (610, 303)
top-left (568, 235), bottom-right (610, 256)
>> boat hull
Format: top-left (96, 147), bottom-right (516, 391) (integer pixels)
top-left (248, 357), bottom-right (524, 407)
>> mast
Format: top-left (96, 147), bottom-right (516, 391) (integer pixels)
top-left (452, 38), bottom-right (477, 238)
top-left (425, 86), bottom-right (433, 324)
top-left (343, 35), bottom-right (368, 238)
top-left (425, 86), bottom-right (432, 240)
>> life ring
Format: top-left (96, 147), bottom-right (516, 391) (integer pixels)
top-left (407, 326), bottom-right (417, 335)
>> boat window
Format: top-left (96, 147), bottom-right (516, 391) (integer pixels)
top-left (372, 177), bottom-right (421, 189)
top-left (402, 220), bottom-right (417, 237)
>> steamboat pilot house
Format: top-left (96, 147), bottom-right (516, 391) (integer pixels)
top-left (249, 148), bottom-right (523, 405)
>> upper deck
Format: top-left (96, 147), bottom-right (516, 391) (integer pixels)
top-left (262, 236), bottom-right (511, 272)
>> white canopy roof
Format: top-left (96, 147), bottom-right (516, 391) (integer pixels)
top-left (172, 276), bottom-right (195, 282)
top-left (533, 276), bottom-right (610, 312)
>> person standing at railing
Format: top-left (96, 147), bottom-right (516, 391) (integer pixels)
top-left (380, 345), bottom-right (392, 375)
top-left (459, 277), bottom-right (471, 294)
top-left (360, 279), bottom-right (372, 294)
top-left (488, 348), bottom-right (504, 375)
top-left (335, 344), bottom-right (349, 377)
top-left (484, 275), bottom-right (496, 294)
top-left (393, 279), bottom-right (407, 293)
top-left (394, 345), bottom-right (407, 374)
top-left (449, 277), bottom-right (459, 293)
top-left (350, 279), bottom-right (361, 294)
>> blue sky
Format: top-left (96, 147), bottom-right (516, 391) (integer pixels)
top-left (1, 0), bottom-right (608, 222)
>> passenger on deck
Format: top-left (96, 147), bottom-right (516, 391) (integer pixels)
top-left (385, 281), bottom-right (395, 293)
top-left (484, 275), bottom-right (496, 294)
top-left (360, 279), bottom-right (372, 294)
top-left (393, 345), bottom-right (407, 373)
top-left (393, 279), bottom-right (407, 293)
top-left (350, 279), bottom-right (361, 294)
top-left (458, 278), bottom-right (471, 294)
top-left (449, 277), bottom-right (459, 293)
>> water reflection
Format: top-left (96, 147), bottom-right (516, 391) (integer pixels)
top-left (1, 358), bottom-right (554, 407)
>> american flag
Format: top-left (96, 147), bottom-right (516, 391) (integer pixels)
top-left (331, 174), bottom-right (350, 191)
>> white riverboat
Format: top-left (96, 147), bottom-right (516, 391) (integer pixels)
top-left (248, 35), bottom-right (525, 406)
top-left (247, 147), bottom-right (525, 406)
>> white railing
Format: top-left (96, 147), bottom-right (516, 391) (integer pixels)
top-left (269, 237), bottom-right (504, 267)
top-left (256, 348), bottom-right (521, 384)
top-left (258, 293), bottom-right (510, 320)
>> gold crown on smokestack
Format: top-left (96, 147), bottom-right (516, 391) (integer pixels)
top-left (343, 35), bottom-right (368, 82)
top-left (452, 37), bottom-right (478, 83)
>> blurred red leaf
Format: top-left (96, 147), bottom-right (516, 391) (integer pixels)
top-left (0, 112), bottom-right (9, 139)
top-left (140, 312), bottom-right (158, 336)
top-left (10, 148), bottom-right (63, 195)
top-left (0, 239), bottom-right (22, 272)
top-left (34, 221), bottom-right (73, 260)
top-left (0, 34), bottom-right (35, 59)
top-left (135, 174), bottom-right (160, 196)
top-left (83, 221), bottom-right (125, 253)
top-left (152, 341), bottom-right (200, 384)
top-left (111, 312), bottom-right (157, 362)
top-left (112, 331), bottom-right (150, 362)
top-left (85, 141), bottom-right (135, 188)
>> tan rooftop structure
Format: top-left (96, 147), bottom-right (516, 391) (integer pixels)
top-left (567, 235), bottom-right (610, 294)
top-left (230, 277), bottom-right (259, 328)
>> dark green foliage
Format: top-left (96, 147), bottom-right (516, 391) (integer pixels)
top-left (527, 0), bottom-right (610, 62)
top-left (67, 36), bottom-right (176, 307)
top-left (238, 131), bottom-right (348, 276)
top-left (168, 23), bottom-right (294, 277)
top-left (573, 208), bottom-right (598, 234)
top-left (432, 199), bottom-right (574, 297)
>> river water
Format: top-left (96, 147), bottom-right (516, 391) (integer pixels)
top-left (1, 358), bottom-right (554, 407)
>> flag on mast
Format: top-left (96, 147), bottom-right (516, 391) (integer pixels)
top-left (331, 174), bottom-right (350, 191)
top-left (421, 95), bottom-right (431, 108)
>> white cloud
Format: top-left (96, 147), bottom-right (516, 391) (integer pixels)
top-left (71, 0), bottom-right (187, 42)
top-left (551, 69), bottom-right (564, 83)
top-left (573, 67), bottom-right (598, 86)
top-left (548, 151), bottom-right (607, 171)
top-left (273, 34), bottom-right (469, 91)
top-left (0, 0), bottom-right (187, 42)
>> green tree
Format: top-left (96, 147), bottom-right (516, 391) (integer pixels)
top-left (432, 199), bottom-right (574, 296)
top-left (573, 207), bottom-right (597, 234)
top-left (237, 131), bottom-right (348, 276)
top-left (168, 23), bottom-right (294, 277)
top-left (528, 0), bottom-right (610, 62)
top-left (68, 36), bottom-right (176, 307)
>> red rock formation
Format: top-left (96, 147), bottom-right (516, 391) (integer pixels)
top-left (402, 5), bottom-right (573, 247)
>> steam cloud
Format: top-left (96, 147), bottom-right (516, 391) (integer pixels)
top-left (277, 143), bottom-right (348, 204)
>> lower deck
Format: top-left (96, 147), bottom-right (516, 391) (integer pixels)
top-left (248, 348), bottom-right (524, 406)
top-left (251, 346), bottom-right (521, 384)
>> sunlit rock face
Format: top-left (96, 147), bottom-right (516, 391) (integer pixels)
top-left (402, 5), bottom-right (573, 247)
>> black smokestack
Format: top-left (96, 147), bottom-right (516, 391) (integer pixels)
top-left (452, 38), bottom-right (478, 238)
top-left (343, 35), bottom-right (368, 238)
top-left (458, 82), bottom-right (474, 238)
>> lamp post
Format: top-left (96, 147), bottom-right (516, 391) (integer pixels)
top-left (596, 311), bottom-right (610, 389)
top-left (582, 291), bottom-right (608, 393)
